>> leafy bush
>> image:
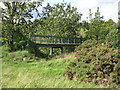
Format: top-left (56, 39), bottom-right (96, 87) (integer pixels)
top-left (106, 29), bottom-right (119, 48)
top-left (64, 40), bottom-right (120, 87)
top-left (1, 45), bottom-right (40, 62)
top-left (2, 50), bottom-right (36, 62)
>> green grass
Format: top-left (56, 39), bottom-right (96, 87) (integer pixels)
top-left (2, 52), bottom-right (102, 88)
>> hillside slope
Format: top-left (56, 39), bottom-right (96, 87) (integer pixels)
top-left (2, 51), bottom-right (100, 88)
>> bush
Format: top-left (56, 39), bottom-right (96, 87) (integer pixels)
top-left (1, 45), bottom-right (40, 62)
top-left (106, 29), bottom-right (119, 48)
top-left (64, 40), bottom-right (120, 87)
top-left (2, 50), bottom-right (37, 62)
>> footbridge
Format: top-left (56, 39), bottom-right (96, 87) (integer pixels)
top-left (29, 35), bottom-right (82, 55)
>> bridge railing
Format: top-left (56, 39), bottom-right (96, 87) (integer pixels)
top-left (29, 35), bottom-right (82, 44)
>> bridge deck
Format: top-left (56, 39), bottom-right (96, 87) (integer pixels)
top-left (36, 43), bottom-right (80, 47)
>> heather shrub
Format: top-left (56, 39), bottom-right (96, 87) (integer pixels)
top-left (64, 40), bottom-right (120, 87)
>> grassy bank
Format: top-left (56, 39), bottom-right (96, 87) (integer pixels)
top-left (2, 51), bottom-right (101, 88)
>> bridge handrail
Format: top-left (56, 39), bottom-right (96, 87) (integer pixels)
top-left (30, 35), bottom-right (81, 40)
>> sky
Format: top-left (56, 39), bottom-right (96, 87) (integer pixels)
top-left (0, 0), bottom-right (119, 22)
top-left (42, 0), bottom-right (119, 22)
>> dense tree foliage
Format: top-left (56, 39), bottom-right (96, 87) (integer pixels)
top-left (35, 3), bottom-right (82, 38)
top-left (87, 7), bottom-right (106, 41)
top-left (1, 1), bottom-right (119, 53)
top-left (1, 1), bottom-right (42, 51)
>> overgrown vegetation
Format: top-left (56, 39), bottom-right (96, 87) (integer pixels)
top-left (64, 40), bottom-right (120, 88)
top-left (2, 46), bottom-right (100, 88)
top-left (1, 1), bottom-right (119, 55)
top-left (1, 0), bottom-right (119, 88)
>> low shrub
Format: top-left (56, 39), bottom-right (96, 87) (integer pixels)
top-left (1, 45), bottom-right (40, 62)
top-left (64, 40), bottom-right (120, 87)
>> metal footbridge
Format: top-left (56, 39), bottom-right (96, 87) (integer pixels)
top-left (30, 35), bottom-right (82, 55)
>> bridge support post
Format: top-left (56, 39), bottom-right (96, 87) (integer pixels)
top-left (50, 47), bottom-right (53, 55)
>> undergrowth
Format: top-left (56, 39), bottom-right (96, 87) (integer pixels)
top-left (2, 49), bottom-right (99, 88)
top-left (1, 41), bottom-right (119, 88)
top-left (64, 40), bottom-right (120, 88)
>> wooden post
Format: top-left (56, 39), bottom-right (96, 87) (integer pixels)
top-left (50, 47), bottom-right (53, 55)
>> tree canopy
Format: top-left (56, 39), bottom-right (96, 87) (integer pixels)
top-left (1, 1), bottom-right (42, 51)
top-left (1, 1), bottom-right (118, 52)
top-left (35, 3), bottom-right (82, 38)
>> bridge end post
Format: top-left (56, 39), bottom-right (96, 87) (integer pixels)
top-left (50, 47), bottom-right (53, 55)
